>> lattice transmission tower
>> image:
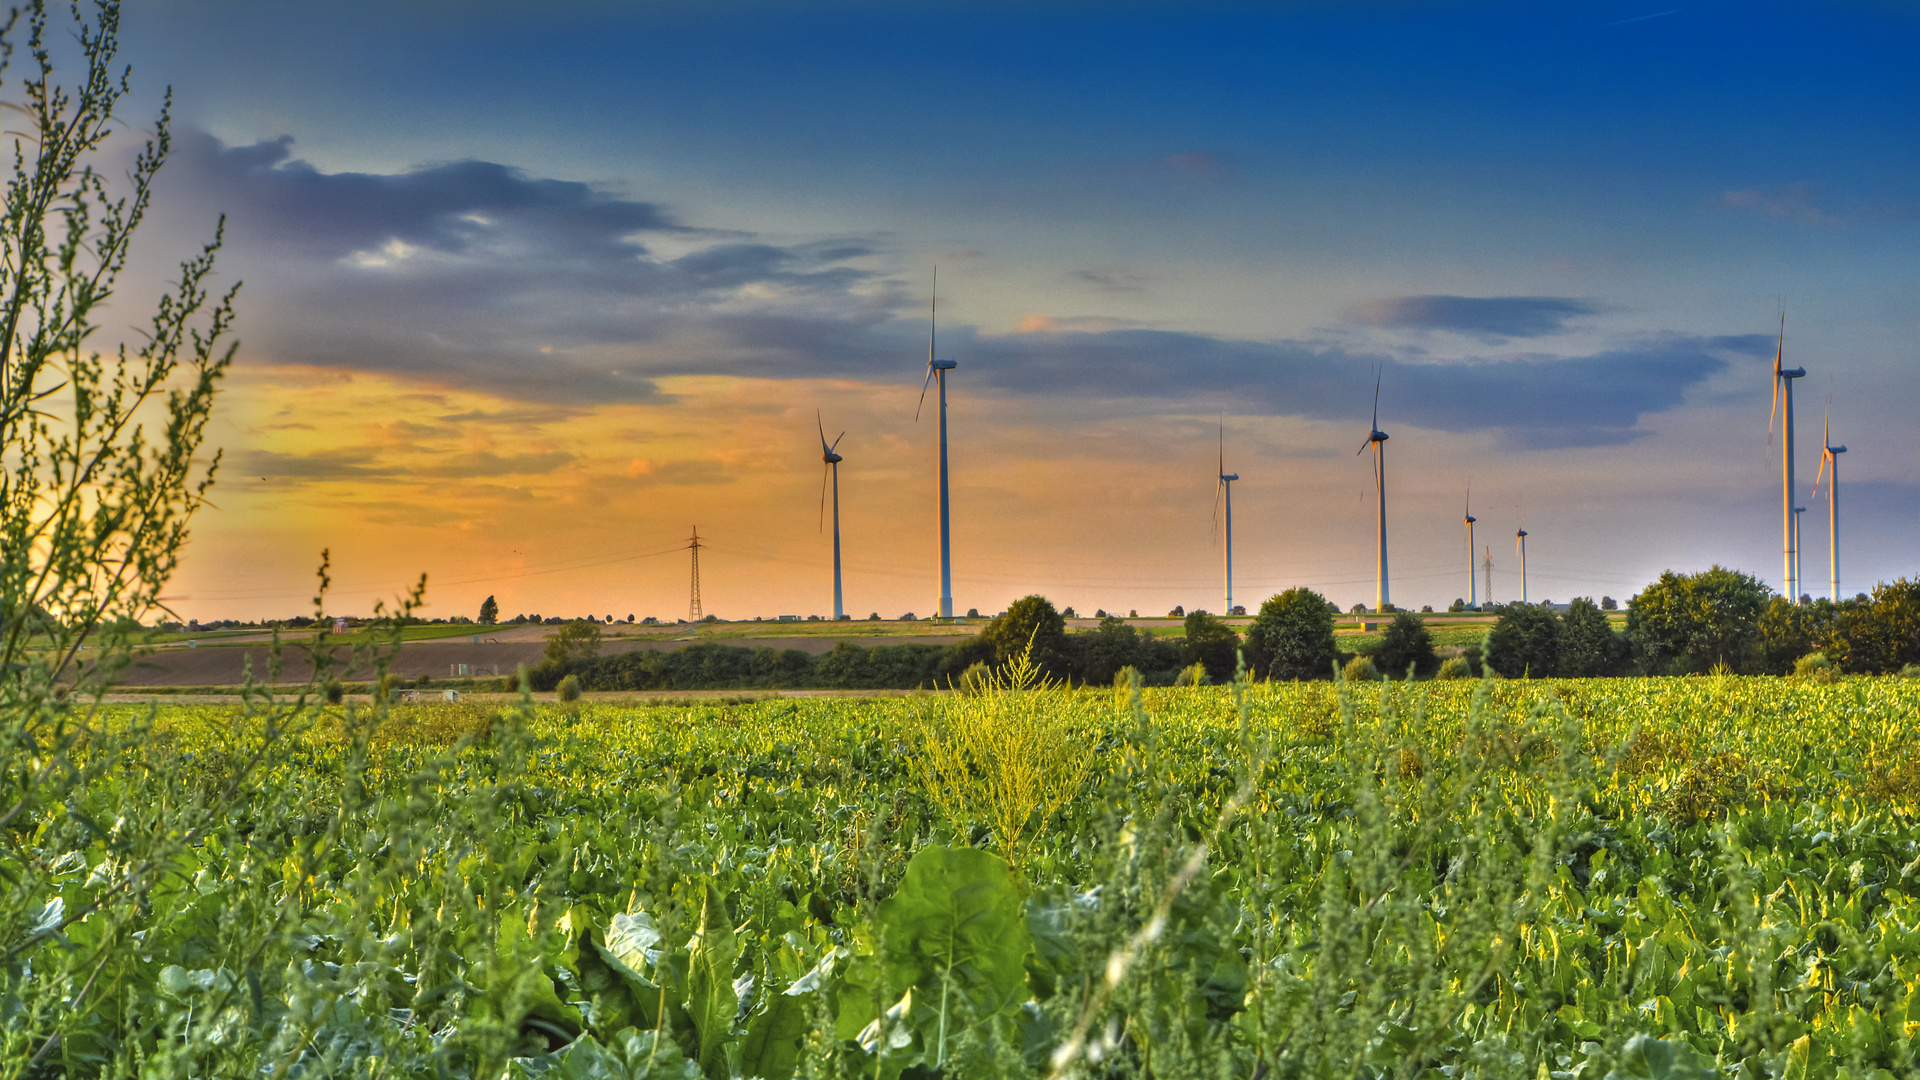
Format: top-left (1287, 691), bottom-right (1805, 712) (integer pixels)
top-left (688, 526), bottom-right (704, 621)
top-left (1482, 545), bottom-right (1494, 608)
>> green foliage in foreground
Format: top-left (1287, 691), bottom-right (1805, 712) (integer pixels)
top-left (11, 675), bottom-right (1920, 1077)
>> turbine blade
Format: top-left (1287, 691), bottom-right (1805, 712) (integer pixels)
top-left (1218, 420), bottom-right (1224, 476)
top-left (915, 364), bottom-right (934, 421)
top-left (818, 409), bottom-right (831, 455)
top-left (819, 463), bottom-right (829, 531)
top-left (1768, 313), bottom-right (1784, 442)
top-left (1212, 479), bottom-right (1222, 542)
top-left (832, 431), bottom-right (845, 451)
top-left (1812, 452), bottom-right (1828, 499)
top-left (1371, 368), bottom-right (1382, 430)
top-left (1357, 437), bottom-right (1371, 456)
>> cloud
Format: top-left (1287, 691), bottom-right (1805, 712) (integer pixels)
top-left (1070, 267), bottom-right (1148, 294)
top-left (175, 132), bottom-right (894, 404)
top-left (1349, 295), bottom-right (1602, 338)
top-left (1719, 182), bottom-right (1841, 226)
top-left (419, 451), bottom-right (575, 479)
top-left (174, 133), bottom-right (1753, 448)
top-left (239, 447), bottom-right (391, 481)
top-left (626, 459), bottom-right (732, 486)
top-left (1016, 314), bottom-right (1142, 334)
top-left (235, 447), bottom-right (572, 483)
top-left (955, 329), bottom-right (1767, 449)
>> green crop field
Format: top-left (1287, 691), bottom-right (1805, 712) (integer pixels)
top-left (11, 671), bottom-right (1920, 1078)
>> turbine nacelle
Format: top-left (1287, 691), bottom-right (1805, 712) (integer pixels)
top-left (1219, 472), bottom-right (1238, 483)
top-left (1463, 514), bottom-right (1476, 525)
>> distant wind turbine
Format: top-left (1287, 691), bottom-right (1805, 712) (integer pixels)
top-left (1769, 314), bottom-right (1807, 603)
top-left (1463, 484), bottom-right (1478, 610)
top-left (1515, 527), bottom-right (1529, 604)
top-left (1357, 371), bottom-right (1390, 611)
top-left (818, 411), bottom-right (846, 621)
top-left (916, 268), bottom-right (959, 619)
top-left (1215, 422), bottom-right (1239, 616)
top-left (1811, 412), bottom-right (1847, 601)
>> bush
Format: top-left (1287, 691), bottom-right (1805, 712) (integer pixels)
top-left (1486, 603), bottom-right (1560, 678)
top-left (1375, 612), bottom-right (1435, 678)
top-left (981, 595), bottom-right (1069, 675)
top-left (1558, 597), bottom-right (1628, 676)
top-left (1342, 655), bottom-right (1381, 682)
top-left (1069, 615), bottom-right (1181, 687)
top-left (1174, 662), bottom-right (1209, 687)
top-left (1181, 610), bottom-right (1241, 683)
top-left (556, 674), bottom-right (582, 701)
top-left (1793, 652), bottom-right (1836, 683)
top-left (1435, 656), bottom-right (1474, 679)
top-left (956, 660), bottom-right (992, 696)
top-left (1246, 588), bottom-right (1338, 680)
top-left (1626, 566), bottom-right (1771, 674)
top-left (1822, 579), bottom-right (1920, 674)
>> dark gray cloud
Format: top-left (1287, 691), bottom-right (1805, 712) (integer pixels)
top-left (175, 132), bottom-right (893, 403)
top-left (176, 133), bottom-right (1752, 447)
top-left (956, 329), bottom-right (1772, 449)
top-left (1350, 295), bottom-right (1602, 338)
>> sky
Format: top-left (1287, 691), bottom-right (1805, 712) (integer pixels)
top-left (87, 1), bottom-right (1920, 621)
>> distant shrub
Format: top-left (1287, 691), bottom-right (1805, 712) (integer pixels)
top-left (1174, 662), bottom-right (1209, 687)
top-left (1794, 652), bottom-right (1836, 683)
top-left (956, 660), bottom-right (992, 696)
top-left (1436, 656), bottom-right (1474, 679)
top-left (1342, 655), bottom-right (1381, 682)
top-left (1375, 612), bottom-right (1435, 678)
top-left (556, 674), bottom-right (582, 701)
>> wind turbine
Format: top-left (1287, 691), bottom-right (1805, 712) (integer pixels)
top-left (818, 412), bottom-right (846, 621)
top-left (1463, 485), bottom-right (1478, 610)
top-left (1515, 527), bottom-right (1529, 604)
top-left (916, 268), bottom-right (959, 620)
top-left (1215, 422), bottom-right (1239, 616)
top-left (1811, 412), bottom-right (1847, 602)
top-left (1793, 507), bottom-right (1806, 602)
top-left (1357, 371), bottom-right (1390, 611)
top-left (1769, 314), bottom-right (1807, 603)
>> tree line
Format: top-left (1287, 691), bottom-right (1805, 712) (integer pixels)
top-left (518, 566), bottom-right (1920, 693)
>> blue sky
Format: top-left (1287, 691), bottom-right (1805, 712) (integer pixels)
top-left (115, 1), bottom-right (1918, 619)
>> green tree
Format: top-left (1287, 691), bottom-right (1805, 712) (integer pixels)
top-left (980, 594), bottom-right (1068, 674)
top-left (1246, 587), bottom-right (1338, 680)
top-left (545, 619), bottom-right (604, 665)
top-left (1374, 611), bottom-right (1435, 678)
top-left (1823, 579), bottom-right (1920, 674)
top-left (1625, 565), bottom-right (1772, 674)
top-left (1755, 596), bottom-right (1847, 674)
top-left (1073, 615), bottom-right (1143, 686)
top-left (1485, 603), bottom-right (1561, 677)
top-left (1181, 609), bottom-right (1241, 683)
top-left (479, 594), bottom-right (499, 624)
top-left (1557, 597), bottom-right (1627, 677)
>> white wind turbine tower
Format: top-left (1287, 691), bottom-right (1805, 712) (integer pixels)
top-left (1515, 526), bottom-right (1529, 604)
top-left (818, 412), bottom-right (846, 621)
top-left (916, 268), bottom-right (959, 619)
top-left (1215, 422), bottom-right (1239, 616)
top-left (1463, 485), bottom-right (1478, 609)
top-left (1356, 372), bottom-right (1390, 611)
top-left (1812, 411), bottom-right (1847, 601)
top-left (1769, 314), bottom-right (1807, 603)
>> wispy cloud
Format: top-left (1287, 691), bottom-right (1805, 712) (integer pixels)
top-left (1719, 182), bottom-right (1841, 226)
top-left (1349, 295), bottom-right (1602, 339)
